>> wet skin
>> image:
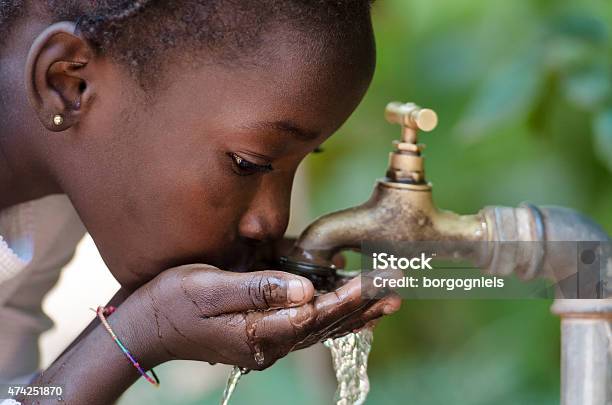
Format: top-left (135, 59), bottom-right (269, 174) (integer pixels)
top-left (0, 12), bottom-right (402, 404)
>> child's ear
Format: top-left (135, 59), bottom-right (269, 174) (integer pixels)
top-left (25, 22), bottom-right (96, 132)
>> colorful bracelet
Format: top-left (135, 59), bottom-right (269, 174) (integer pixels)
top-left (95, 305), bottom-right (160, 387)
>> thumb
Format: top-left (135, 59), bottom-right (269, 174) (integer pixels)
top-left (179, 266), bottom-right (315, 316)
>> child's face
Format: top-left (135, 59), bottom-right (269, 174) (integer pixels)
top-left (59, 33), bottom-right (374, 289)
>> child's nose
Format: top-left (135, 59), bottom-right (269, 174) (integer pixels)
top-left (238, 180), bottom-right (291, 243)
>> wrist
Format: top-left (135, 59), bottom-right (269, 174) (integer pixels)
top-left (29, 300), bottom-right (161, 404)
top-left (109, 293), bottom-right (167, 369)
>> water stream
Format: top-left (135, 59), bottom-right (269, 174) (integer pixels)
top-left (324, 328), bottom-right (374, 405)
top-left (218, 329), bottom-right (374, 405)
top-left (219, 326), bottom-right (373, 405)
top-left (219, 366), bottom-right (246, 405)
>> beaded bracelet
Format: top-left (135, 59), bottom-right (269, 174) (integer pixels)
top-left (95, 305), bottom-right (160, 387)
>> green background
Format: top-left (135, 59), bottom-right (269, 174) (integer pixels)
top-left (122, 0), bottom-right (612, 403)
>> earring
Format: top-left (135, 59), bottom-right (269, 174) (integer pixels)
top-left (52, 114), bottom-right (64, 126)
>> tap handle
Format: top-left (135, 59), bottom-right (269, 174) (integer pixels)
top-left (385, 102), bottom-right (438, 142)
top-left (385, 102), bottom-right (438, 184)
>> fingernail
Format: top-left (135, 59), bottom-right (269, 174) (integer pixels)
top-left (288, 279), bottom-right (306, 303)
top-left (383, 304), bottom-right (397, 315)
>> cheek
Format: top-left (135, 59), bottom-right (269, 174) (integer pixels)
top-left (132, 151), bottom-right (254, 261)
top-left (76, 142), bottom-right (257, 286)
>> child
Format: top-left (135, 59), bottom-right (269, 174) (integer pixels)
top-left (0, 1), bottom-right (401, 403)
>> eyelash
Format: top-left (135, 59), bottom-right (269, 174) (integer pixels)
top-left (227, 152), bottom-right (274, 176)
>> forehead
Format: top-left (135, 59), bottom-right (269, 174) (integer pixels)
top-left (153, 27), bottom-right (375, 137)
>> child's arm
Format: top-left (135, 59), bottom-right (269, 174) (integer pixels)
top-left (18, 264), bottom-right (399, 404)
top-left (20, 299), bottom-right (151, 404)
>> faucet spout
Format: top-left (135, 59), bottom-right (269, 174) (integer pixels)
top-left (287, 180), bottom-right (488, 268)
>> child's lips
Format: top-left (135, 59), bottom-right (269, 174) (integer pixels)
top-left (222, 249), bottom-right (258, 273)
top-left (177, 240), bottom-right (261, 272)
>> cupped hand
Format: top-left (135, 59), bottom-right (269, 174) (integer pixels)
top-left (131, 264), bottom-right (400, 370)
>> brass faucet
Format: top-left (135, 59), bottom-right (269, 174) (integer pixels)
top-left (281, 101), bottom-right (609, 288)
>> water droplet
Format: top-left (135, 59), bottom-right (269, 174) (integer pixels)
top-left (253, 351), bottom-right (265, 367)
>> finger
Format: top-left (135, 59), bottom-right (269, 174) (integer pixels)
top-left (360, 266), bottom-right (404, 300)
top-left (363, 319), bottom-right (380, 330)
top-left (331, 293), bottom-right (401, 336)
top-left (293, 275), bottom-right (378, 339)
top-left (361, 291), bottom-right (402, 318)
top-left (233, 277), bottom-right (391, 357)
top-left (179, 266), bottom-right (315, 317)
top-left (324, 317), bottom-right (377, 340)
top-left (293, 292), bottom-right (401, 349)
top-left (292, 312), bottom-right (372, 350)
top-left (313, 276), bottom-right (374, 326)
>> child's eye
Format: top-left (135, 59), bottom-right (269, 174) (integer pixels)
top-left (227, 152), bottom-right (274, 176)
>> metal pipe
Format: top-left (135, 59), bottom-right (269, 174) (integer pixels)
top-left (552, 300), bottom-right (612, 405)
top-left (485, 205), bottom-right (611, 404)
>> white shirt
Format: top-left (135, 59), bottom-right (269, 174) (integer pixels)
top-left (0, 195), bottom-right (85, 383)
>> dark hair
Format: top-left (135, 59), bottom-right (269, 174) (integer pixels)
top-left (1, 0), bottom-right (374, 82)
